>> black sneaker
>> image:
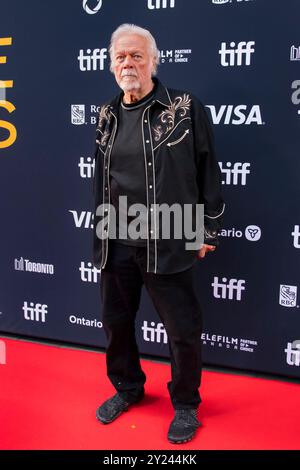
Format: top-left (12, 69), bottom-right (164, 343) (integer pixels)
top-left (96, 393), bottom-right (143, 424)
top-left (167, 409), bottom-right (201, 444)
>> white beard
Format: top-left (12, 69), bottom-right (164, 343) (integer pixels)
top-left (119, 76), bottom-right (141, 93)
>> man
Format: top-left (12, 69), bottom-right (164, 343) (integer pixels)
top-left (92, 24), bottom-right (224, 444)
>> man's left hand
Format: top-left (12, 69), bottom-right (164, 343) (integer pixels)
top-left (197, 244), bottom-right (216, 259)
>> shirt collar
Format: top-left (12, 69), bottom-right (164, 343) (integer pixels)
top-left (108, 77), bottom-right (171, 113)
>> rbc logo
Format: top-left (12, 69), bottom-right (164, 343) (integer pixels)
top-left (279, 285), bottom-right (298, 308)
top-left (71, 105), bottom-right (85, 125)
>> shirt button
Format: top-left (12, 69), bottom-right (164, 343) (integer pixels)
top-left (105, 187), bottom-right (108, 190)
top-left (150, 208), bottom-right (153, 212)
top-left (149, 185), bottom-right (152, 189)
top-left (105, 166), bottom-right (108, 170)
top-left (146, 140), bottom-right (150, 144)
top-left (144, 119), bottom-right (148, 123)
top-left (150, 230), bottom-right (153, 234)
top-left (148, 162), bottom-right (152, 166)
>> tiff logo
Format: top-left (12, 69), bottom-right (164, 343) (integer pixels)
top-left (219, 162), bottom-right (250, 185)
top-left (285, 340), bottom-right (300, 367)
top-left (212, 277), bottom-right (246, 300)
top-left (292, 225), bottom-right (300, 248)
top-left (79, 262), bottom-right (101, 283)
top-left (69, 210), bottom-right (93, 229)
top-left (23, 302), bottom-right (48, 322)
top-left (0, 340), bottom-right (6, 365)
top-left (142, 321), bottom-right (168, 344)
top-left (219, 41), bottom-right (255, 66)
top-left (78, 48), bottom-right (107, 71)
top-left (148, 0), bottom-right (175, 8)
top-left (79, 157), bottom-right (95, 178)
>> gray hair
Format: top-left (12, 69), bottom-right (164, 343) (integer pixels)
top-left (109, 23), bottom-right (160, 75)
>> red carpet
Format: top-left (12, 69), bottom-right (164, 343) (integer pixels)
top-left (0, 337), bottom-right (299, 450)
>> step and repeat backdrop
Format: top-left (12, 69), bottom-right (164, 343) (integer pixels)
top-left (1, 0), bottom-right (300, 378)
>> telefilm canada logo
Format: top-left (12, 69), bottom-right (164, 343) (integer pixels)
top-left (279, 285), bottom-right (298, 308)
top-left (159, 49), bottom-right (192, 64)
top-left (202, 332), bottom-right (258, 353)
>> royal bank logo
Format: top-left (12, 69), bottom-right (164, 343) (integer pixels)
top-left (285, 340), bottom-right (300, 367)
top-left (206, 105), bottom-right (264, 125)
top-left (290, 45), bottom-right (300, 62)
top-left (71, 105), bottom-right (85, 125)
top-left (159, 49), bottom-right (192, 64)
top-left (291, 225), bottom-right (300, 248)
top-left (212, 277), bottom-right (246, 300)
top-left (147, 0), bottom-right (175, 9)
top-left (219, 225), bottom-right (261, 242)
top-left (142, 321), bottom-right (168, 344)
top-left (23, 301), bottom-right (48, 322)
top-left (219, 161), bottom-right (251, 185)
top-left (279, 285), bottom-right (298, 308)
top-left (82, 0), bottom-right (103, 14)
top-left (219, 41), bottom-right (255, 66)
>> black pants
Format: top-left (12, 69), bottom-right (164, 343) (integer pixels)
top-left (100, 241), bottom-right (203, 410)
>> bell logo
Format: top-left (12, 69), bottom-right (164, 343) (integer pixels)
top-left (82, 0), bottom-right (102, 14)
top-left (0, 37), bottom-right (17, 150)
